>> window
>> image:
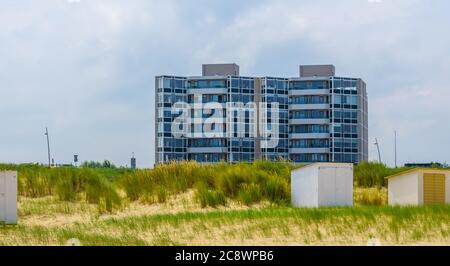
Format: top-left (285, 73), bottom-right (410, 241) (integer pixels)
top-left (290, 125), bottom-right (329, 134)
top-left (290, 153), bottom-right (328, 162)
top-left (267, 79), bottom-right (276, 88)
top-left (174, 79), bottom-right (184, 88)
top-left (189, 138), bottom-right (226, 147)
top-left (290, 110), bottom-right (328, 119)
top-left (188, 79), bottom-right (226, 89)
top-left (290, 139), bottom-right (329, 148)
top-left (210, 80), bottom-right (225, 88)
top-left (163, 78), bottom-right (172, 89)
top-left (333, 95), bottom-right (358, 105)
top-left (290, 95), bottom-right (328, 104)
top-left (241, 79), bottom-right (250, 88)
top-left (289, 81), bottom-right (328, 90)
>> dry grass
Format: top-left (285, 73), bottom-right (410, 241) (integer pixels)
top-left (2, 190), bottom-right (450, 246)
top-left (1, 162), bottom-right (449, 246)
top-left (17, 190), bottom-right (271, 227)
top-left (354, 187), bottom-right (387, 206)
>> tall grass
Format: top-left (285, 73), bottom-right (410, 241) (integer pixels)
top-left (3, 205), bottom-right (450, 245)
top-left (194, 182), bottom-right (227, 208)
top-left (0, 160), bottom-right (412, 211)
top-left (354, 187), bottom-right (387, 206)
top-left (354, 161), bottom-right (409, 187)
top-left (117, 161), bottom-right (292, 207)
top-left (0, 164), bottom-right (123, 213)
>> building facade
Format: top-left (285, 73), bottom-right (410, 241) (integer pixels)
top-left (155, 64), bottom-right (368, 164)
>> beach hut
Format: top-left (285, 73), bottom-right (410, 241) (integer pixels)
top-left (291, 163), bottom-right (353, 207)
top-left (386, 168), bottom-right (450, 206)
top-left (0, 171), bottom-right (17, 224)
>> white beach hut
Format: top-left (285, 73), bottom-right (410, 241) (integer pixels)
top-left (291, 163), bottom-right (353, 208)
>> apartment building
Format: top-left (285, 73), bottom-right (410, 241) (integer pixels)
top-left (155, 64), bottom-right (368, 164)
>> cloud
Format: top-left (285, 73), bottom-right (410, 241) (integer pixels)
top-left (0, 0), bottom-right (449, 167)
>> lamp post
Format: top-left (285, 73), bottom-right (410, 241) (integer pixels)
top-left (374, 138), bottom-right (382, 164)
top-left (45, 127), bottom-right (51, 167)
top-left (394, 130), bottom-right (398, 168)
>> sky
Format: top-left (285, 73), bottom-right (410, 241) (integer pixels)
top-left (1, 0), bottom-right (449, 168)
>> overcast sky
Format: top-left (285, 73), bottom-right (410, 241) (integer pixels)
top-left (1, 0), bottom-right (449, 168)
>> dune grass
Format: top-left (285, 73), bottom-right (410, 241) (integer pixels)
top-left (0, 161), bottom-right (416, 212)
top-left (1, 161), bottom-right (294, 211)
top-left (1, 203), bottom-right (450, 246)
top-left (1, 161), bottom-right (449, 245)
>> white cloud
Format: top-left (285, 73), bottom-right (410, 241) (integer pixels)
top-left (1, 0), bottom-right (449, 167)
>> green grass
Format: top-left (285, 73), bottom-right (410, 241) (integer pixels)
top-left (354, 161), bottom-right (410, 187)
top-left (195, 182), bottom-right (227, 208)
top-left (0, 161), bottom-right (424, 213)
top-left (1, 205), bottom-right (450, 245)
top-left (2, 161), bottom-right (449, 246)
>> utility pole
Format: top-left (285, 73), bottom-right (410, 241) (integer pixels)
top-left (45, 127), bottom-right (51, 167)
top-left (374, 138), bottom-right (382, 164)
top-left (394, 130), bottom-right (398, 168)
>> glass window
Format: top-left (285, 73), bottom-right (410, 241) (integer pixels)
top-left (267, 79), bottom-right (276, 88)
top-left (291, 125), bottom-right (329, 134)
top-left (198, 80), bottom-right (209, 88)
top-left (277, 80), bottom-right (286, 90)
top-left (174, 79), bottom-right (184, 88)
top-left (249, 80), bottom-right (255, 89)
top-left (241, 79), bottom-right (250, 89)
top-left (333, 95), bottom-right (342, 104)
top-left (210, 80), bottom-right (226, 88)
top-left (163, 78), bottom-right (172, 89)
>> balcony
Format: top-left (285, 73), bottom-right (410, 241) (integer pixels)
top-left (290, 133), bottom-right (330, 139)
top-left (289, 89), bottom-right (329, 96)
top-left (289, 104), bottom-right (330, 110)
top-left (187, 88), bottom-right (228, 95)
top-left (187, 147), bottom-right (228, 153)
top-left (289, 148), bottom-right (330, 154)
top-left (289, 119), bottom-right (330, 125)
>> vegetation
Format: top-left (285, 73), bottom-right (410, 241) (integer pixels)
top-left (81, 160), bottom-right (117, 169)
top-left (353, 161), bottom-right (409, 188)
top-left (1, 161), bottom-right (449, 245)
top-left (354, 187), bottom-right (387, 206)
top-left (2, 198), bottom-right (450, 245)
top-left (0, 161), bottom-right (413, 212)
